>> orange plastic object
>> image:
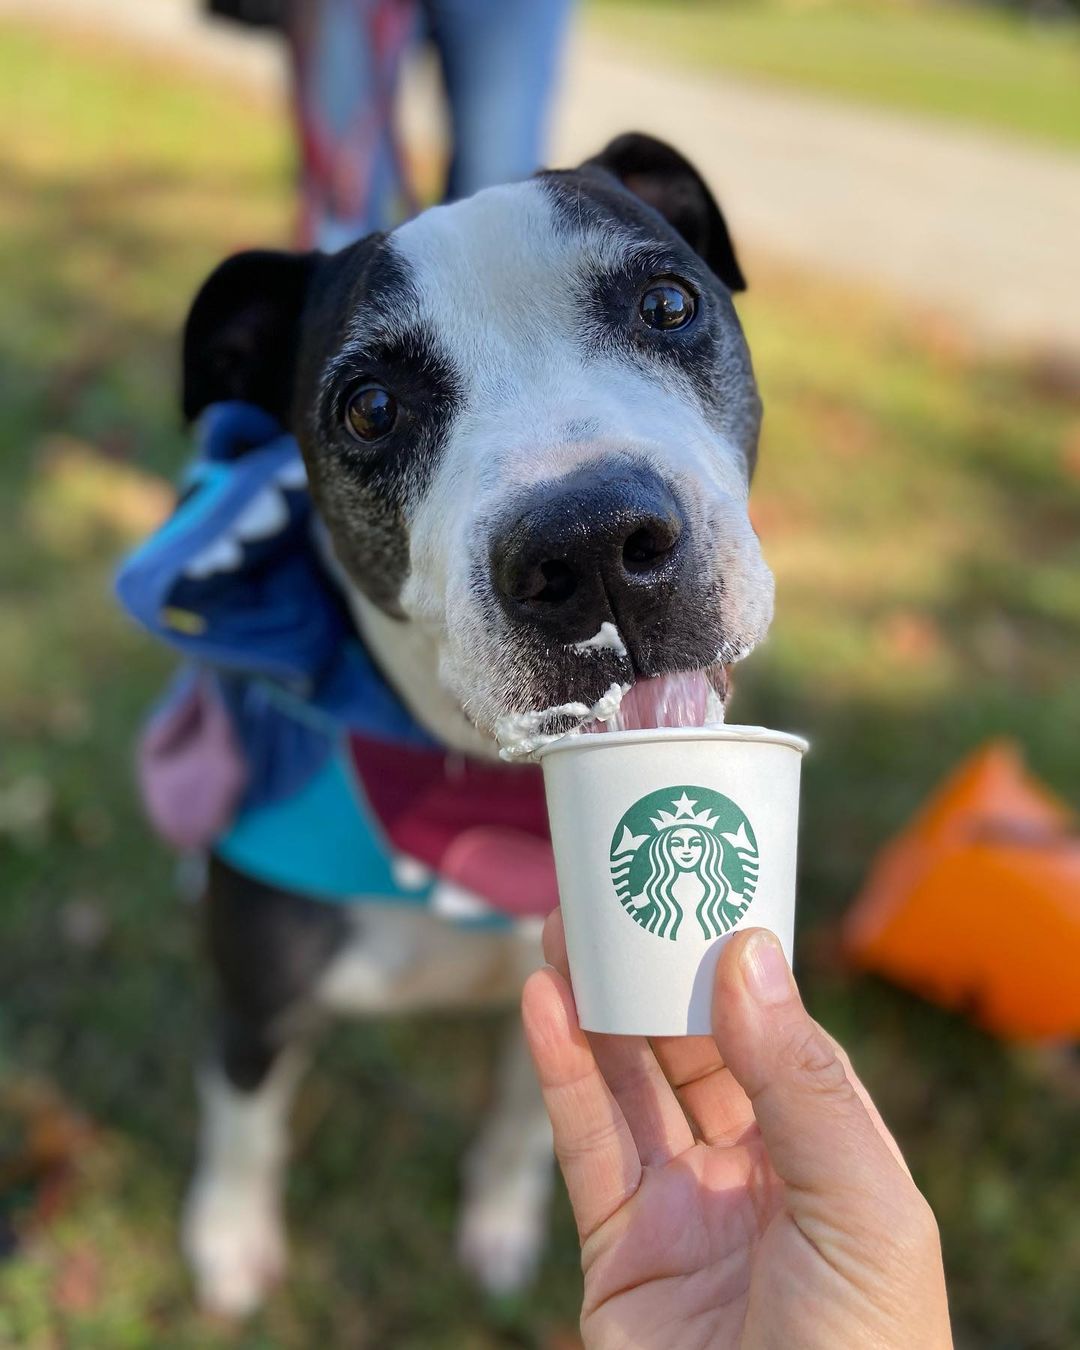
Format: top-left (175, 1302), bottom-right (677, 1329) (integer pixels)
top-left (844, 742), bottom-right (1080, 1040)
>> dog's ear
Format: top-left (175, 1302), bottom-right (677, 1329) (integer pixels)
top-left (182, 249), bottom-right (320, 423)
top-left (583, 133), bottom-right (745, 292)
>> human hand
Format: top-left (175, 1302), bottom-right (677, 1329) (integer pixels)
top-left (522, 913), bottom-right (951, 1350)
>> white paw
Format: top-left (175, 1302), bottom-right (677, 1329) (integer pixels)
top-left (457, 1189), bottom-right (546, 1296)
top-left (181, 1177), bottom-right (287, 1317)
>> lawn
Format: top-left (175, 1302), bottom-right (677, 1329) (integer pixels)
top-left (588, 0), bottom-right (1080, 150)
top-left (2, 16), bottom-right (1080, 1349)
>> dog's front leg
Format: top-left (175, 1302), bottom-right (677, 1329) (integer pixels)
top-left (182, 857), bottom-right (346, 1316)
top-left (458, 1012), bottom-right (555, 1296)
top-left (181, 1031), bottom-right (302, 1317)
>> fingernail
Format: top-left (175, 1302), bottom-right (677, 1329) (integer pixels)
top-left (741, 931), bottom-right (795, 1006)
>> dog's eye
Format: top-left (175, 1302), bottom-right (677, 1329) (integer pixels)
top-left (640, 280), bottom-right (696, 331)
top-left (345, 385), bottom-right (398, 442)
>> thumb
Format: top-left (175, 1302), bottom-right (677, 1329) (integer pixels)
top-left (712, 929), bottom-right (905, 1204)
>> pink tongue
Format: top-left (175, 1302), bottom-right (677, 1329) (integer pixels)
top-left (591, 671), bottom-right (715, 733)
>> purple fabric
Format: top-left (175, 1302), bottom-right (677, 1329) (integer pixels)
top-left (137, 672), bottom-right (248, 851)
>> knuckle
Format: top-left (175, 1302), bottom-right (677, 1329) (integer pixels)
top-left (880, 1186), bottom-right (942, 1264)
top-left (555, 1116), bottom-right (622, 1166)
top-left (782, 1021), bottom-right (853, 1100)
top-left (907, 1191), bottom-right (943, 1251)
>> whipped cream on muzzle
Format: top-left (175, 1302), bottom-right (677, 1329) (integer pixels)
top-left (495, 668), bottom-right (728, 762)
top-left (495, 682), bottom-right (630, 760)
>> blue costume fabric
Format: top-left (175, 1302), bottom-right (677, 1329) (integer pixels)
top-left (116, 402), bottom-right (557, 924)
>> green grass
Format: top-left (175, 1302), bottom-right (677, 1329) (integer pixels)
top-left (589, 0), bottom-right (1080, 150)
top-left (2, 15), bottom-right (1080, 1349)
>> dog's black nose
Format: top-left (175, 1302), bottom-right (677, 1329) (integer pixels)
top-left (491, 464), bottom-right (687, 656)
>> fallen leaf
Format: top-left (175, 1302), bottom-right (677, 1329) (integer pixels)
top-left (1060, 423), bottom-right (1080, 481)
top-left (54, 1244), bottom-right (102, 1314)
top-left (878, 610), bottom-right (945, 665)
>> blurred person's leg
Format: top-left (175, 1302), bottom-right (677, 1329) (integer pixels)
top-left (422, 0), bottom-right (574, 200)
top-left (286, 0), bottom-right (418, 249)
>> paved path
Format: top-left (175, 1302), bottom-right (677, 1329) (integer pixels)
top-left (6, 0), bottom-right (1080, 354)
top-left (552, 38), bottom-right (1080, 357)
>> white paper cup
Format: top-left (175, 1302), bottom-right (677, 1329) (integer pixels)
top-left (539, 725), bottom-right (808, 1036)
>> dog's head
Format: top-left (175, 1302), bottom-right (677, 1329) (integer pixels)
top-left (183, 134), bottom-right (773, 751)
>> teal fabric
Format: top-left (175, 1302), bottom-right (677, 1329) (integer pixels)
top-left (215, 744), bottom-right (434, 905)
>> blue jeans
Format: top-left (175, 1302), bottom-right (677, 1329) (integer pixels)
top-left (423, 0), bottom-right (574, 202)
top-left (288, 0), bottom-right (574, 248)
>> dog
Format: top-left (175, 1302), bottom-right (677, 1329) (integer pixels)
top-left (169, 132), bottom-right (773, 1315)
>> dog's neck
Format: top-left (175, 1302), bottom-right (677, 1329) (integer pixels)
top-left (341, 585), bottom-right (502, 762)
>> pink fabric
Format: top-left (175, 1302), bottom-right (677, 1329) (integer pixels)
top-left (440, 828), bottom-right (559, 918)
top-left (348, 733), bottom-right (558, 917)
top-left (137, 676), bottom-right (248, 851)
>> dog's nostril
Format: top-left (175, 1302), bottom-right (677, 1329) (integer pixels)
top-left (622, 522), bottom-right (677, 574)
top-left (514, 559), bottom-right (578, 606)
top-left (534, 560), bottom-right (577, 604)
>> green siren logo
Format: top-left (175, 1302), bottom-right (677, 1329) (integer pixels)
top-left (609, 787), bottom-right (760, 941)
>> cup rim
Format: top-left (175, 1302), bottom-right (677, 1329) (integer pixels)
top-left (535, 722), bottom-right (809, 760)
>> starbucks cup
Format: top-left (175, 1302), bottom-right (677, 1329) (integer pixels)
top-left (538, 726), bottom-right (808, 1036)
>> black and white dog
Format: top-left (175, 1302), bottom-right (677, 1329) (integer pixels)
top-left (178, 133), bottom-right (773, 1315)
